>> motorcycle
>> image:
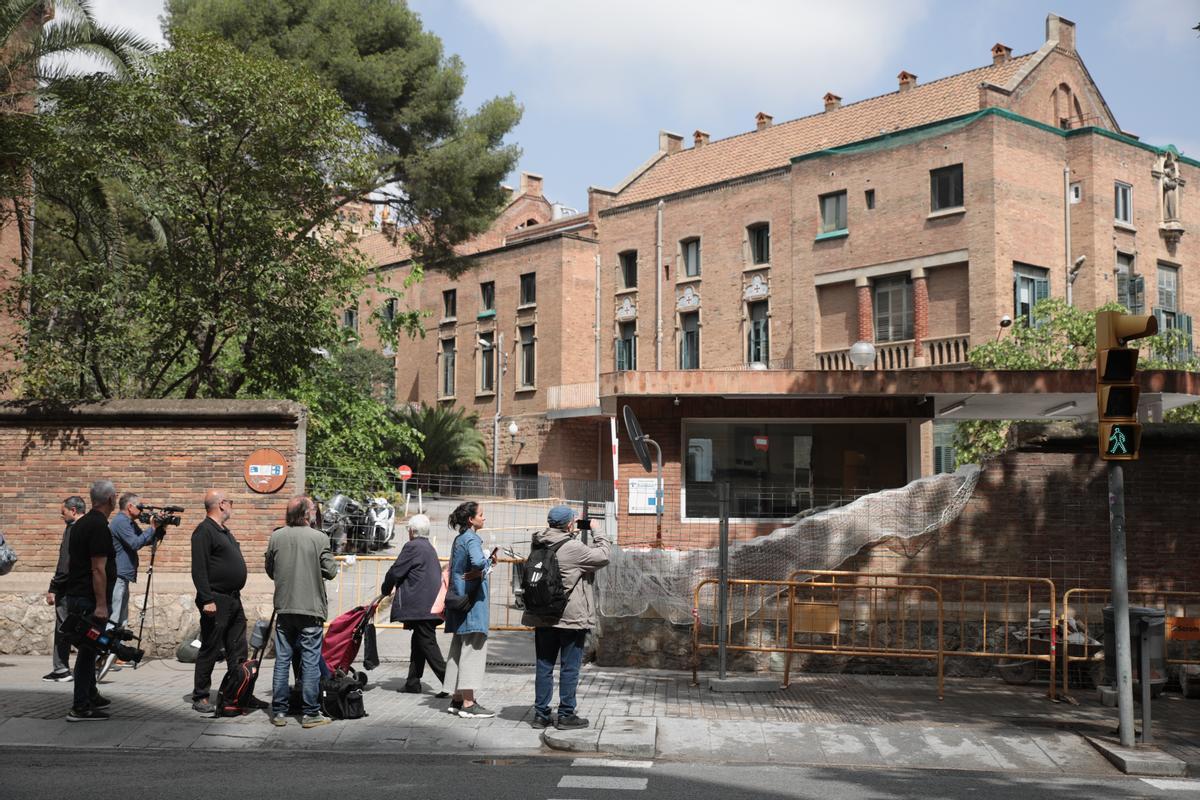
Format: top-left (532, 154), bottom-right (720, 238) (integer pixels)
top-left (321, 494), bottom-right (371, 554)
top-left (366, 497), bottom-right (397, 551)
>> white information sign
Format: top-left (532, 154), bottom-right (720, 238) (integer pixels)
top-left (627, 478), bottom-right (660, 515)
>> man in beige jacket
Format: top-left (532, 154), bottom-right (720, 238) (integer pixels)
top-left (521, 504), bottom-right (610, 730)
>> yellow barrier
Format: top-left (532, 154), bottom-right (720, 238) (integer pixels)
top-left (692, 578), bottom-right (945, 699)
top-left (1059, 588), bottom-right (1200, 699)
top-left (328, 554), bottom-right (532, 631)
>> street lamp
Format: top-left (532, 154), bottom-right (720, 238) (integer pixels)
top-left (507, 420), bottom-right (519, 442)
top-left (848, 340), bottom-right (876, 370)
top-left (477, 334), bottom-right (505, 487)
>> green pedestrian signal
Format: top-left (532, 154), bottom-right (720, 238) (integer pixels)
top-left (1095, 311), bottom-right (1156, 461)
top-left (1107, 425), bottom-right (1129, 455)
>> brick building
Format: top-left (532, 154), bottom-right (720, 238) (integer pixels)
top-left (353, 14), bottom-right (1197, 537)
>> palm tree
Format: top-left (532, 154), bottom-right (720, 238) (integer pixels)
top-left (395, 404), bottom-right (490, 474)
top-left (1, 1), bottom-right (155, 273)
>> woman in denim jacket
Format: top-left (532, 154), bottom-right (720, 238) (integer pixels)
top-left (442, 501), bottom-right (495, 717)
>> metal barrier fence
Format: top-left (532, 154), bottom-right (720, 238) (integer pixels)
top-left (692, 578), bottom-right (945, 698)
top-left (1060, 588), bottom-right (1200, 698)
top-left (785, 569), bottom-right (1058, 699)
top-left (328, 554), bottom-right (532, 631)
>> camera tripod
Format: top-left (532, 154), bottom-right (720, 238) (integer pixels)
top-left (96, 535), bottom-right (159, 680)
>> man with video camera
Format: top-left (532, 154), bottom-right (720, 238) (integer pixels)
top-left (63, 480), bottom-right (119, 721)
top-left (108, 494), bottom-right (166, 643)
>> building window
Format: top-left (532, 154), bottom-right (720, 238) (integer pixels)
top-left (480, 281), bottom-right (495, 312)
top-left (819, 191), bottom-right (847, 233)
top-left (873, 276), bottom-right (913, 342)
top-left (617, 322), bottom-right (637, 371)
top-left (520, 272), bottom-right (536, 306)
top-left (440, 338), bottom-right (456, 397)
top-left (1070, 182), bottom-right (1083, 204)
top-left (1156, 264), bottom-right (1178, 328)
top-left (749, 223), bottom-right (770, 265)
top-left (342, 307), bottom-right (358, 333)
top-left (382, 297), bottom-right (397, 323)
top-left (619, 250), bottom-right (638, 289)
top-left (930, 164), bottom-right (964, 211)
top-left (519, 325), bottom-right (535, 387)
top-left (865, 189), bottom-right (876, 210)
top-left (747, 301), bottom-right (769, 364)
top-left (1013, 263), bottom-right (1050, 326)
top-left (933, 422), bottom-right (957, 474)
top-left (681, 238), bottom-right (701, 278)
top-left (1116, 253), bottom-right (1143, 314)
top-left (443, 289), bottom-right (457, 319)
top-left (680, 312), bottom-right (700, 370)
top-left (1114, 182), bottom-right (1132, 224)
top-left (479, 334), bottom-right (495, 393)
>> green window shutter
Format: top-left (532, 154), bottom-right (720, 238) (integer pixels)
top-left (1034, 277), bottom-right (1049, 304)
top-left (1182, 313), bottom-right (1194, 359)
top-left (1131, 275), bottom-right (1145, 315)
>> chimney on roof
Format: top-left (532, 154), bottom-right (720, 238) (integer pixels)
top-left (1045, 13), bottom-right (1076, 52)
top-left (519, 172), bottom-right (544, 197)
top-left (659, 129), bottom-right (684, 154)
top-left (755, 111), bottom-right (773, 132)
top-left (693, 130), bottom-right (710, 149)
top-left (823, 92), bottom-right (842, 112)
top-left (991, 43), bottom-right (1012, 65)
top-left (897, 71), bottom-right (917, 92)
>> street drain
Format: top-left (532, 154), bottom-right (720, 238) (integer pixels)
top-left (473, 758), bottom-right (530, 766)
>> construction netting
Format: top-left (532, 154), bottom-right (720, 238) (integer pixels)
top-left (598, 465), bottom-right (982, 625)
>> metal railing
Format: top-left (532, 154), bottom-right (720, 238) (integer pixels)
top-left (692, 577), bottom-right (945, 698)
top-left (328, 554), bottom-right (532, 632)
top-left (1059, 587), bottom-right (1200, 699)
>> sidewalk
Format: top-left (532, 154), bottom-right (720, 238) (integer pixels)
top-left (0, 652), bottom-right (1196, 777)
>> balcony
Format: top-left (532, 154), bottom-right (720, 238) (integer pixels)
top-left (817, 334), bottom-right (971, 370)
top-left (547, 381), bottom-right (602, 418)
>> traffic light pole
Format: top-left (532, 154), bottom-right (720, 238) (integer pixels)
top-left (1108, 462), bottom-right (1136, 747)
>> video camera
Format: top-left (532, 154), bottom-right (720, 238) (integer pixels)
top-left (137, 503), bottom-right (185, 529)
top-left (59, 614), bottom-right (145, 664)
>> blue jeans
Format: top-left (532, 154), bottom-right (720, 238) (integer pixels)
top-left (65, 596), bottom-right (100, 710)
top-left (534, 627), bottom-right (588, 718)
top-left (272, 614), bottom-right (323, 717)
top-left (107, 578), bottom-right (130, 630)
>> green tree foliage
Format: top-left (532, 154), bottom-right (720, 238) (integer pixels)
top-left (953, 298), bottom-right (1200, 464)
top-left (394, 403), bottom-right (489, 474)
top-left (13, 36), bottom-right (377, 400)
top-left (293, 346), bottom-right (421, 495)
top-left (1, 0), bottom-right (154, 263)
top-left (163, 0), bottom-right (522, 272)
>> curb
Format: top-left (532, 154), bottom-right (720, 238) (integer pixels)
top-left (1084, 735), bottom-right (1189, 777)
top-left (542, 716), bottom-right (656, 757)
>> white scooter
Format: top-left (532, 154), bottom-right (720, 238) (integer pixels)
top-left (367, 497), bottom-right (396, 550)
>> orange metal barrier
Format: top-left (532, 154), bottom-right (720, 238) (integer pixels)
top-left (692, 578), bottom-right (946, 699)
top-left (785, 569), bottom-right (1058, 699)
top-left (329, 555), bottom-right (532, 631)
top-left (1060, 588), bottom-right (1200, 698)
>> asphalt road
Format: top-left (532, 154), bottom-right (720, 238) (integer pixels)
top-left (5, 748), bottom-right (1197, 800)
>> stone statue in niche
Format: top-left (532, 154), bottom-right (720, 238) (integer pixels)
top-left (1161, 149), bottom-right (1180, 222)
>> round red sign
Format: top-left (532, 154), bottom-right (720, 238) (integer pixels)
top-left (397, 465), bottom-right (413, 481)
top-left (243, 449), bottom-right (289, 494)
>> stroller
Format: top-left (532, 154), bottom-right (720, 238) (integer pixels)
top-left (322, 595), bottom-right (384, 684)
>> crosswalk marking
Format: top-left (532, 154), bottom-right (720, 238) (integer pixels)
top-left (558, 776), bottom-right (648, 790)
top-left (1141, 778), bottom-right (1200, 791)
top-left (570, 758), bottom-right (653, 769)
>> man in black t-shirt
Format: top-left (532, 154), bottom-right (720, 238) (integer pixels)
top-left (64, 479), bottom-right (119, 721)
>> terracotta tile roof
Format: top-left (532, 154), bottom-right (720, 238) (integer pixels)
top-left (613, 54), bottom-right (1035, 207)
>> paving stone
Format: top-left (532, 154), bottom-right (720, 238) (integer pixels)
top-left (761, 720), bottom-right (827, 765)
top-left (542, 726), bottom-right (601, 753)
top-left (597, 716), bottom-right (656, 757)
top-left (813, 724), bottom-right (887, 767)
top-left (655, 717), bottom-right (711, 759)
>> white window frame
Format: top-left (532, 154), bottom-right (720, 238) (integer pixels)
top-left (681, 238), bottom-right (701, 278)
top-left (679, 311), bottom-right (700, 370)
top-left (478, 334), bottom-right (495, 394)
top-left (747, 301), bottom-right (769, 364)
top-left (1114, 181), bottom-right (1132, 224)
top-left (873, 276), bottom-right (913, 342)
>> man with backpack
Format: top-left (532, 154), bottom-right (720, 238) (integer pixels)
top-left (521, 504), bottom-right (611, 731)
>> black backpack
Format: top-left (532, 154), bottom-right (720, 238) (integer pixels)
top-left (320, 673), bottom-right (366, 719)
top-left (521, 539), bottom-right (575, 618)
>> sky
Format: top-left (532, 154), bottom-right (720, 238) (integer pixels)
top-left (91, 0), bottom-right (1200, 211)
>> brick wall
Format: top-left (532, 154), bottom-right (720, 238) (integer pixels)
top-left (0, 400), bottom-right (306, 574)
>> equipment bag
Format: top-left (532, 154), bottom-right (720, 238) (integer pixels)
top-left (320, 672), bottom-right (366, 719)
top-left (521, 539), bottom-right (574, 618)
top-left (215, 612), bottom-right (275, 717)
top-left (0, 531), bottom-right (17, 576)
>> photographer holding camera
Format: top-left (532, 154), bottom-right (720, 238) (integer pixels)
top-left (521, 505), bottom-right (610, 731)
top-left (108, 494), bottom-right (166, 641)
top-left (63, 480), bottom-right (119, 721)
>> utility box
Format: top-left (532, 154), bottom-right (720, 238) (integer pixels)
top-left (1103, 605), bottom-right (1167, 697)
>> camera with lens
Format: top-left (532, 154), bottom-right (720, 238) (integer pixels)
top-left (577, 517), bottom-right (592, 531)
top-left (59, 614), bottom-right (145, 664)
top-left (137, 503), bottom-right (185, 530)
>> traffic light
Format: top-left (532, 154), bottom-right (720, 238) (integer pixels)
top-left (1095, 310), bottom-right (1157, 460)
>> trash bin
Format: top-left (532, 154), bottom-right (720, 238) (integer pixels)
top-left (1102, 605), bottom-right (1167, 698)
